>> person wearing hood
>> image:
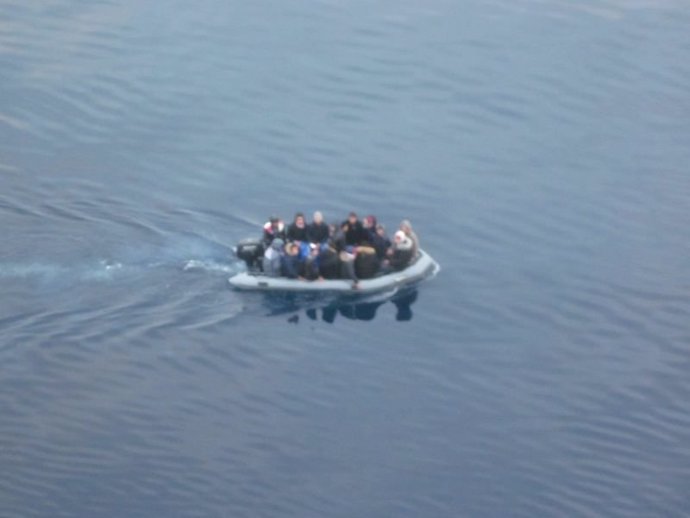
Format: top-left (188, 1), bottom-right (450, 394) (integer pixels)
top-left (385, 230), bottom-right (414, 272)
top-left (399, 219), bottom-right (419, 258)
top-left (262, 238), bottom-right (284, 277)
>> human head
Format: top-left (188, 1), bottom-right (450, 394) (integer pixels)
top-left (363, 215), bottom-right (376, 229)
top-left (294, 212), bottom-right (305, 227)
top-left (271, 238), bottom-right (284, 250)
top-left (394, 231), bottom-right (412, 250)
top-left (287, 243), bottom-right (299, 255)
top-left (348, 212), bottom-right (357, 224)
top-left (376, 224), bottom-right (385, 236)
top-left (269, 215), bottom-right (280, 229)
top-left (313, 211), bottom-right (323, 224)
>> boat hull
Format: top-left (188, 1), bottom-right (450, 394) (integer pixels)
top-left (228, 249), bottom-right (439, 294)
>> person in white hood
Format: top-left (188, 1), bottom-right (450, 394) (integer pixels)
top-left (399, 219), bottom-right (419, 258)
top-left (383, 231), bottom-right (413, 272)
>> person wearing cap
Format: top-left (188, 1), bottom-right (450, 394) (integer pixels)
top-left (399, 219), bottom-right (419, 258)
top-left (262, 238), bottom-right (284, 277)
top-left (307, 211), bottom-right (329, 245)
top-left (262, 215), bottom-right (286, 248)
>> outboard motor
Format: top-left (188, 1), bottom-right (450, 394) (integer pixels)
top-left (235, 238), bottom-right (264, 271)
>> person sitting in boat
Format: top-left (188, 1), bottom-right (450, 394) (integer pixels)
top-left (302, 243), bottom-right (321, 281)
top-left (342, 212), bottom-right (366, 246)
top-left (371, 223), bottom-right (391, 260)
top-left (262, 238), bottom-right (284, 277)
top-left (281, 242), bottom-right (304, 280)
top-left (286, 212), bottom-right (308, 243)
top-left (399, 219), bottom-right (419, 258)
top-left (262, 215), bottom-right (286, 248)
top-left (318, 241), bottom-right (341, 279)
top-left (354, 241), bottom-right (379, 279)
top-left (307, 211), bottom-right (329, 245)
top-left (362, 215), bottom-right (377, 239)
top-left (339, 249), bottom-right (358, 284)
top-left (332, 221), bottom-right (348, 253)
top-left (383, 230), bottom-right (414, 272)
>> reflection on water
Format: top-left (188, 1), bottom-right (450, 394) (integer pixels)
top-left (261, 287), bottom-right (419, 324)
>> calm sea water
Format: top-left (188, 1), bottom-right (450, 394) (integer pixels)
top-left (2, 1), bottom-right (690, 516)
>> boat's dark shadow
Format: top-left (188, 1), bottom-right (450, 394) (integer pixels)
top-left (260, 287), bottom-right (419, 324)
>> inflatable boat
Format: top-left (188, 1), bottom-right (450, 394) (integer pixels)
top-left (228, 248), bottom-right (439, 294)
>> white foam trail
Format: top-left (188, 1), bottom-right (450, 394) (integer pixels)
top-left (0, 263), bottom-right (69, 279)
top-left (0, 256), bottom-right (241, 282)
top-left (0, 260), bottom-right (126, 281)
top-left (182, 259), bottom-right (239, 274)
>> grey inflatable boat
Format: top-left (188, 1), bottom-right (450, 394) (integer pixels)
top-left (228, 249), bottom-right (439, 294)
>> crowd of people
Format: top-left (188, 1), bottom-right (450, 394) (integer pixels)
top-left (252, 211), bottom-right (419, 285)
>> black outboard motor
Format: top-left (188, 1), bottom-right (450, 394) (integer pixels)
top-left (235, 238), bottom-right (264, 271)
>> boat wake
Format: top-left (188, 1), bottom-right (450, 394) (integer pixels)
top-left (0, 256), bottom-right (241, 282)
top-left (182, 259), bottom-right (240, 274)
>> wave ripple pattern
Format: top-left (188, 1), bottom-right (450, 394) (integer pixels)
top-left (1, 1), bottom-right (690, 517)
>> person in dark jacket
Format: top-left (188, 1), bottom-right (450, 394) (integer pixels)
top-left (301, 244), bottom-right (321, 280)
top-left (281, 242), bottom-right (304, 279)
top-left (339, 250), bottom-right (358, 283)
top-left (318, 242), bottom-right (341, 279)
top-left (307, 211), bottom-right (329, 245)
top-left (342, 212), bottom-right (366, 246)
top-left (286, 212), bottom-right (308, 243)
top-left (362, 215), bottom-right (377, 239)
top-left (332, 222), bottom-right (348, 253)
top-left (371, 223), bottom-right (391, 260)
top-left (262, 215), bottom-right (286, 248)
top-left (354, 242), bottom-right (379, 279)
top-left (384, 231), bottom-right (414, 272)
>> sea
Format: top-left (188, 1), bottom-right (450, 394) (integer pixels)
top-left (1, 1), bottom-right (689, 517)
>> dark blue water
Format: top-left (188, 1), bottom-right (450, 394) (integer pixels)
top-left (2, 1), bottom-right (690, 516)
